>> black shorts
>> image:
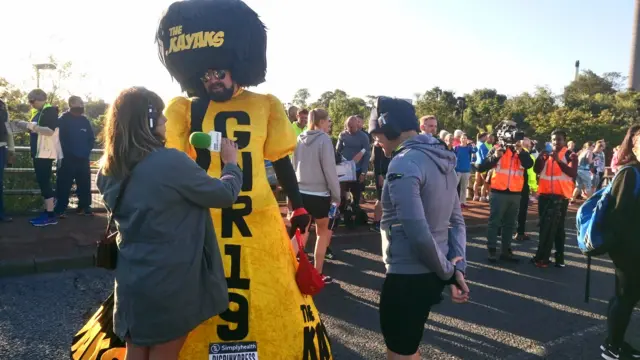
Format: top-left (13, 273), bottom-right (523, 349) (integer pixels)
top-left (300, 193), bottom-right (331, 220)
top-left (379, 273), bottom-right (445, 355)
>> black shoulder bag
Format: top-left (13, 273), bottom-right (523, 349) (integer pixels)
top-left (95, 172), bottom-right (134, 270)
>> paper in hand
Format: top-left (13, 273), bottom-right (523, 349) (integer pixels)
top-left (208, 131), bottom-right (222, 152)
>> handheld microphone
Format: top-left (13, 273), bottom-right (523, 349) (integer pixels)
top-left (189, 131), bottom-right (222, 152)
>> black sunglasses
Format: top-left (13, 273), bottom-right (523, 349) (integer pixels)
top-left (201, 70), bottom-right (228, 82)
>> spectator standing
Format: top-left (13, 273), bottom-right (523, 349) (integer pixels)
top-left (473, 132), bottom-right (490, 202)
top-left (291, 108), bottom-right (308, 138)
top-left (336, 115), bottom-right (370, 210)
top-left (593, 140), bottom-right (606, 191)
top-left (0, 100), bottom-right (15, 222)
top-left (515, 138), bottom-right (538, 241)
top-left (438, 130), bottom-right (449, 142)
top-left (287, 105), bottom-right (299, 123)
top-left (444, 133), bottom-right (454, 150)
top-left (571, 142), bottom-right (594, 203)
top-left (599, 125), bottom-right (640, 360)
top-left (419, 115), bottom-right (438, 136)
top-left (453, 133), bottom-right (476, 207)
top-left (531, 130), bottom-right (577, 268)
top-left (477, 121), bottom-right (534, 263)
top-left (452, 129), bottom-right (463, 147)
top-left (292, 108), bottom-right (340, 284)
top-left (610, 145), bottom-right (621, 174)
top-left (16, 89), bottom-right (62, 227)
top-left (55, 96), bottom-right (95, 216)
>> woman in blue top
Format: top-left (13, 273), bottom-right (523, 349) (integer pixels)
top-left (454, 133), bottom-right (477, 207)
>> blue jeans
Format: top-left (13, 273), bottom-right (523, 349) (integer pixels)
top-left (0, 146), bottom-right (6, 219)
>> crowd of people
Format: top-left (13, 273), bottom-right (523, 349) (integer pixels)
top-left (0, 91), bottom-right (95, 226)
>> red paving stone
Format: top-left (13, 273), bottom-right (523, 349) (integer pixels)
top-left (0, 200), bottom-right (580, 264)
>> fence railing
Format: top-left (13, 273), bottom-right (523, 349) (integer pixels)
top-left (5, 146), bottom-right (103, 196)
top-left (6, 146), bottom-right (617, 203)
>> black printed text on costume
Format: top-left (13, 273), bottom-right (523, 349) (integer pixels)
top-left (218, 245), bottom-right (250, 341)
top-left (166, 25), bottom-right (225, 55)
top-left (217, 111), bottom-right (253, 238)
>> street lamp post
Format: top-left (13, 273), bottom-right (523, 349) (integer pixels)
top-left (456, 97), bottom-right (466, 130)
top-left (630, 0), bottom-right (640, 90)
top-left (33, 63), bottom-right (57, 88)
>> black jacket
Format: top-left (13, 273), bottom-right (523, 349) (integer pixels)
top-left (607, 162), bottom-right (640, 268)
top-left (0, 106), bottom-right (7, 144)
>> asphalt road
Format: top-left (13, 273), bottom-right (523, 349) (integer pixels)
top-left (0, 220), bottom-right (638, 360)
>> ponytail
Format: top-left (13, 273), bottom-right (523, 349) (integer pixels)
top-left (308, 109), bottom-right (317, 130)
top-left (308, 108), bottom-right (328, 130)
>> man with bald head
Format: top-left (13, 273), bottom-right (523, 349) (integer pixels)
top-left (419, 115), bottom-right (438, 136)
top-left (337, 115), bottom-right (371, 211)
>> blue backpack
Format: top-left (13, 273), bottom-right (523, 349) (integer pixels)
top-left (576, 166), bottom-right (640, 256)
top-left (576, 165), bottom-right (640, 302)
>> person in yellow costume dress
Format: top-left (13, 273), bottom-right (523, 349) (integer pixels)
top-left (70, 1), bottom-right (333, 359)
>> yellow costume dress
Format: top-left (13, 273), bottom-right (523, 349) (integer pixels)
top-left (165, 89), bottom-right (332, 360)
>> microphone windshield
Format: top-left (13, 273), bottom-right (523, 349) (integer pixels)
top-left (189, 132), bottom-right (211, 149)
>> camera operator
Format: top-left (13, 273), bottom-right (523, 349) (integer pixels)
top-left (531, 130), bottom-right (577, 268)
top-left (477, 120), bottom-right (533, 263)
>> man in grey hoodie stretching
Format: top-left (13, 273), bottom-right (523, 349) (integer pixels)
top-left (369, 96), bottom-right (469, 360)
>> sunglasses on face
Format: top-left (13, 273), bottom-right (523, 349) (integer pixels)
top-left (201, 70), bottom-right (228, 82)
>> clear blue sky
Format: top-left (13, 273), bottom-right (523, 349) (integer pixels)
top-left (0, 0), bottom-right (635, 105)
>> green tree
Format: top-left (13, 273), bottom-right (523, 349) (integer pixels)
top-left (292, 88), bottom-right (311, 109)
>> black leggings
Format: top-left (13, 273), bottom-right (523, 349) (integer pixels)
top-left (516, 185), bottom-right (530, 235)
top-left (33, 158), bottom-right (54, 199)
top-left (607, 258), bottom-right (640, 347)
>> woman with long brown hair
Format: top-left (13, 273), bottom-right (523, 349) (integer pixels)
top-left (97, 87), bottom-right (242, 360)
top-left (600, 125), bottom-right (640, 360)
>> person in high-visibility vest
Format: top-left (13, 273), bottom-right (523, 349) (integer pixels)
top-left (477, 121), bottom-right (534, 263)
top-left (531, 130), bottom-right (577, 268)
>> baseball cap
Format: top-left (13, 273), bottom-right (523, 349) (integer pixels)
top-left (368, 96), bottom-right (419, 135)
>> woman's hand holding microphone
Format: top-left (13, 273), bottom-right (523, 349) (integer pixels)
top-left (220, 138), bottom-right (239, 165)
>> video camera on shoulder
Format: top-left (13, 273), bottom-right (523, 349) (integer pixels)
top-left (495, 120), bottom-right (525, 148)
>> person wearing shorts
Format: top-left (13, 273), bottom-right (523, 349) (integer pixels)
top-left (292, 108), bottom-right (341, 284)
top-left (368, 96), bottom-right (469, 359)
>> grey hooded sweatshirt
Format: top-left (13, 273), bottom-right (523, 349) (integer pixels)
top-left (381, 134), bottom-right (467, 280)
top-left (292, 130), bottom-right (341, 205)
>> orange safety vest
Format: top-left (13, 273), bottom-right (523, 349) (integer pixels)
top-left (491, 148), bottom-right (525, 192)
top-left (538, 147), bottom-right (574, 199)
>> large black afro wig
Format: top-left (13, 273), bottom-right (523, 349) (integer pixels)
top-left (156, 0), bottom-right (267, 95)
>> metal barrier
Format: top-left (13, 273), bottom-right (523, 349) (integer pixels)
top-left (4, 146), bottom-right (103, 196)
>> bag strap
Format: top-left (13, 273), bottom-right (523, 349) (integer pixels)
top-left (190, 97), bottom-right (211, 171)
top-left (631, 167), bottom-right (640, 197)
top-left (103, 168), bottom-right (135, 238)
top-left (584, 255), bottom-right (591, 303)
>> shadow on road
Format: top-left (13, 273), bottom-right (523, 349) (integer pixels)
top-left (308, 217), bottom-right (630, 360)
